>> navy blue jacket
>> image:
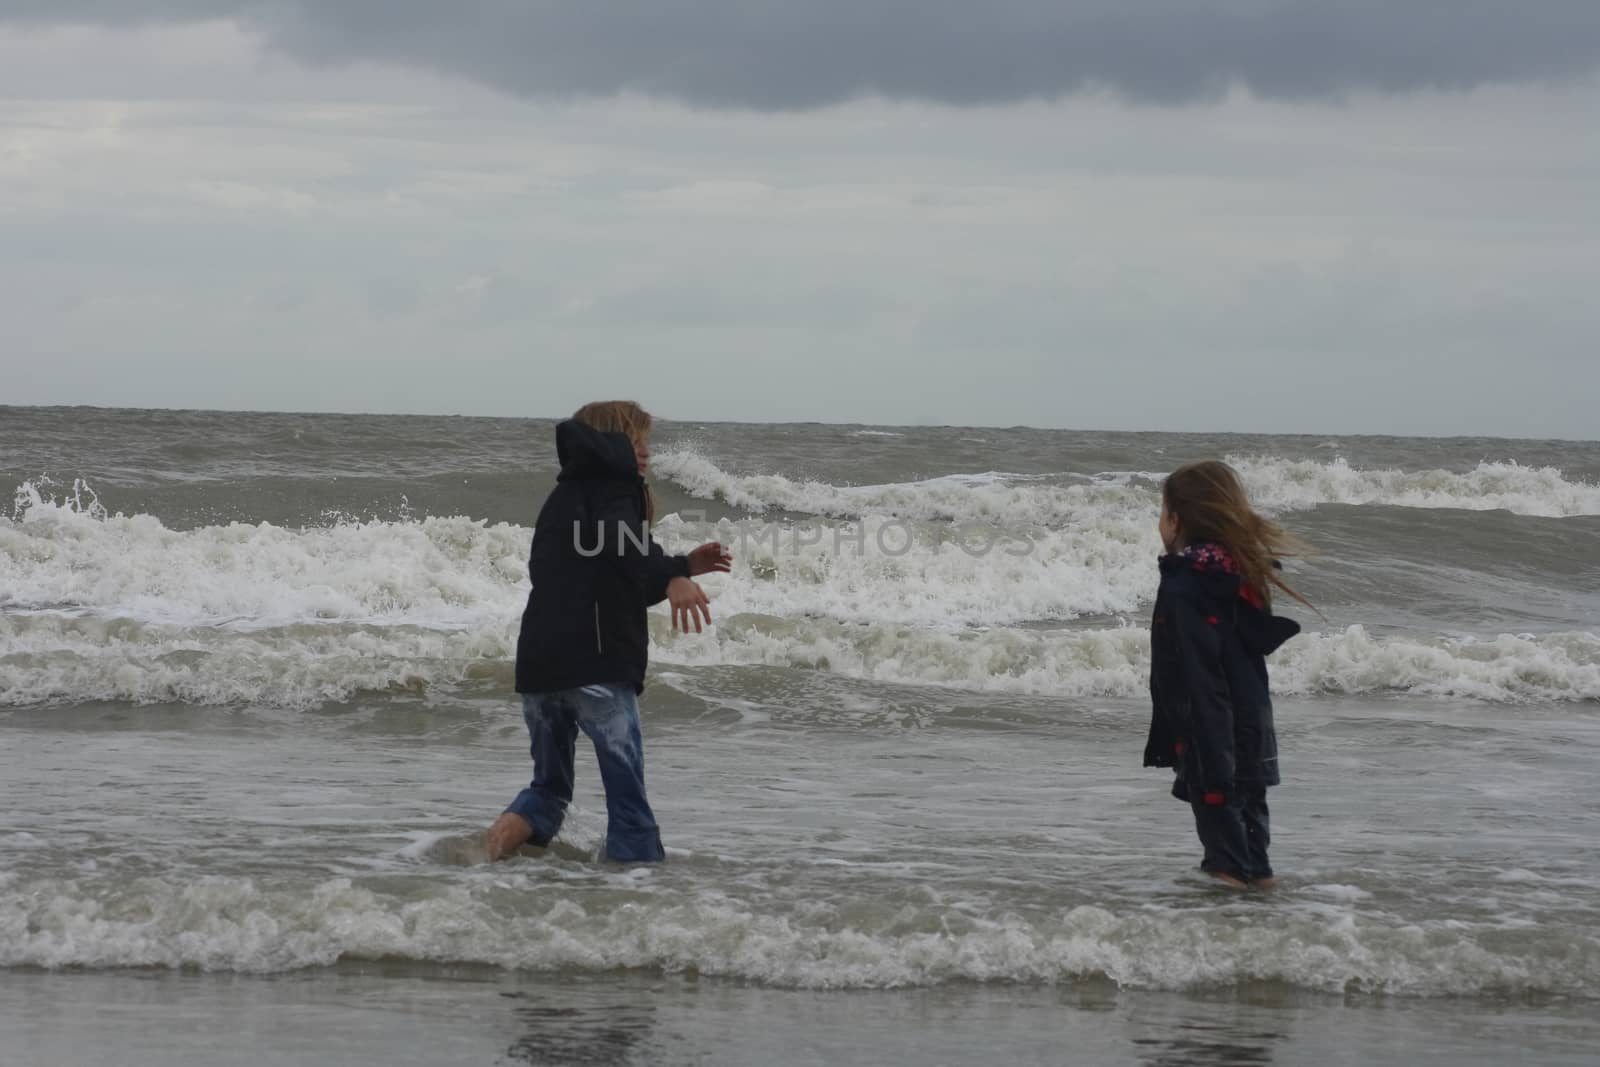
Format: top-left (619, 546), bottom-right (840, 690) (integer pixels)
top-left (514, 420), bottom-right (690, 695)
top-left (1144, 544), bottom-right (1300, 802)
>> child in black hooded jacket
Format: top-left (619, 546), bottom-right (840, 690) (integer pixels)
top-left (1146, 460), bottom-right (1308, 889)
top-left (485, 401), bottom-right (730, 863)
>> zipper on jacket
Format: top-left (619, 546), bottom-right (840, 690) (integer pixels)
top-left (594, 602), bottom-right (603, 654)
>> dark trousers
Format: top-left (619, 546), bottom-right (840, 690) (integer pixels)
top-left (1191, 785), bottom-right (1271, 882)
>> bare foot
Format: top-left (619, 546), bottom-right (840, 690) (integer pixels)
top-left (1250, 877), bottom-right (1278, 891)
top-left (1206, 870), bottom-right (1250, 890)
top-left (484, 812), bottom-right (533, 861)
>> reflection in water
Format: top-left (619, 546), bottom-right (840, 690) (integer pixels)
top-left (1132, 1020), bottom-right (1282, 1066)
top-left (501, 994), bottom-right (658, 1066)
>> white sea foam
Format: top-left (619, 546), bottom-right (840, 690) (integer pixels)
top-left (2, 479), bottom-right (1162, 630)
top-left (674, 513), bottom-right (1157, 627)
top-left (654, 451), bottom-right (1600, 520)
top-left (4, 479), bottom-right (1595, 708)
top-left (1229, 456), bottom-right (1600, 518)
top-left (0, 874), bottom-right (1592, 996)
top-left (3, 609), bottom-right (1594, 709)
top-left (654, 451), bottom-right (1147, 524)
top-left (656, 621), bottom-right (1600, 704)
top-left (0, 614), bottom-right (516, 708)
top-left (3, 484), bottom-right (527, 628)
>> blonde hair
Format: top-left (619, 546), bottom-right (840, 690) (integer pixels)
top-left (1163, 460), bottom-right (1313, 612)
top-left (572, 400), bottom-right (656, 522)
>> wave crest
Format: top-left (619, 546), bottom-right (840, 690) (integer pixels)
top-left (654, 452), bottom-right (1600, 521)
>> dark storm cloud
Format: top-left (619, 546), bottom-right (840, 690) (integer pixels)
top-left (3, 1), bottom-right (1599, 107)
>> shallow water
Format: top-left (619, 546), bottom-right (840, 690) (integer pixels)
top-left (7, 966), bottom-right (1599, 1066)
top-left (2, 406), bottom-right (1598, 1062)
top-left (4, 682), bottom-right (1598, 999)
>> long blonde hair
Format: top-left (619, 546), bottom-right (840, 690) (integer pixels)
top-left (1163, 460), bottom-right (1313, 612)
top-left (571, 400), bottom-right (655, 522)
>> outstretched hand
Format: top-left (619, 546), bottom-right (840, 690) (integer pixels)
top-left (666, 576), bottom-right (712, 633)
top-left (686, 541), bottom-right (733, 577)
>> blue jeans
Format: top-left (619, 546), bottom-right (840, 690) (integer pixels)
top-left (505, 685), bottom-right (665, 863)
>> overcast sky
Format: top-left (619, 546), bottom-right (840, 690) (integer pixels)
top-left (2, 2), bottom-right (1597, 437)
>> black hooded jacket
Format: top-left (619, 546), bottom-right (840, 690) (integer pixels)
top-left (514, 420), bottom-right (690, 695)
top-left (1144, 543), bottom-right (1301, 802)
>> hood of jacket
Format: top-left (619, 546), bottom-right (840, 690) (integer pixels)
top-left (555, 419), bottom-right (641, 483)
top-left (1158, 541), bottom-right (1301, 656)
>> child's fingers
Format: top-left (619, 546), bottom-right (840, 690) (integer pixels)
top-left (667, 581), bottom-right (714, 633)
top-left (698, 543), bottom-right (733, 571)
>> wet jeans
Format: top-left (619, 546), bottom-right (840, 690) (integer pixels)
top-left (1191, 785), bottom-right (1271, 882)
top-left (505, 685), bottom-right (665, 863)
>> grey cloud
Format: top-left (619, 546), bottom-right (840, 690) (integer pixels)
top-left (3, 1), bottom-right (1599, 108)
top-left (364, 277), bottom-right (419, 320)
top-left (563, 278), bottom-right (883, 331)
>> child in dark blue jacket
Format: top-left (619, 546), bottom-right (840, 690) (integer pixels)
top-left (1146, 460), bottom-right (1307, 889)
top-left (485, 401), bottom-right (730, 863)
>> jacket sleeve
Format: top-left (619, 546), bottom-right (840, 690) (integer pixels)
top-left (1167, 591), bottom-right (1236, 794)
top-left (641, 542), bottom-right (691, 606)
top-left (595, 488), bottom-right (690, 607)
